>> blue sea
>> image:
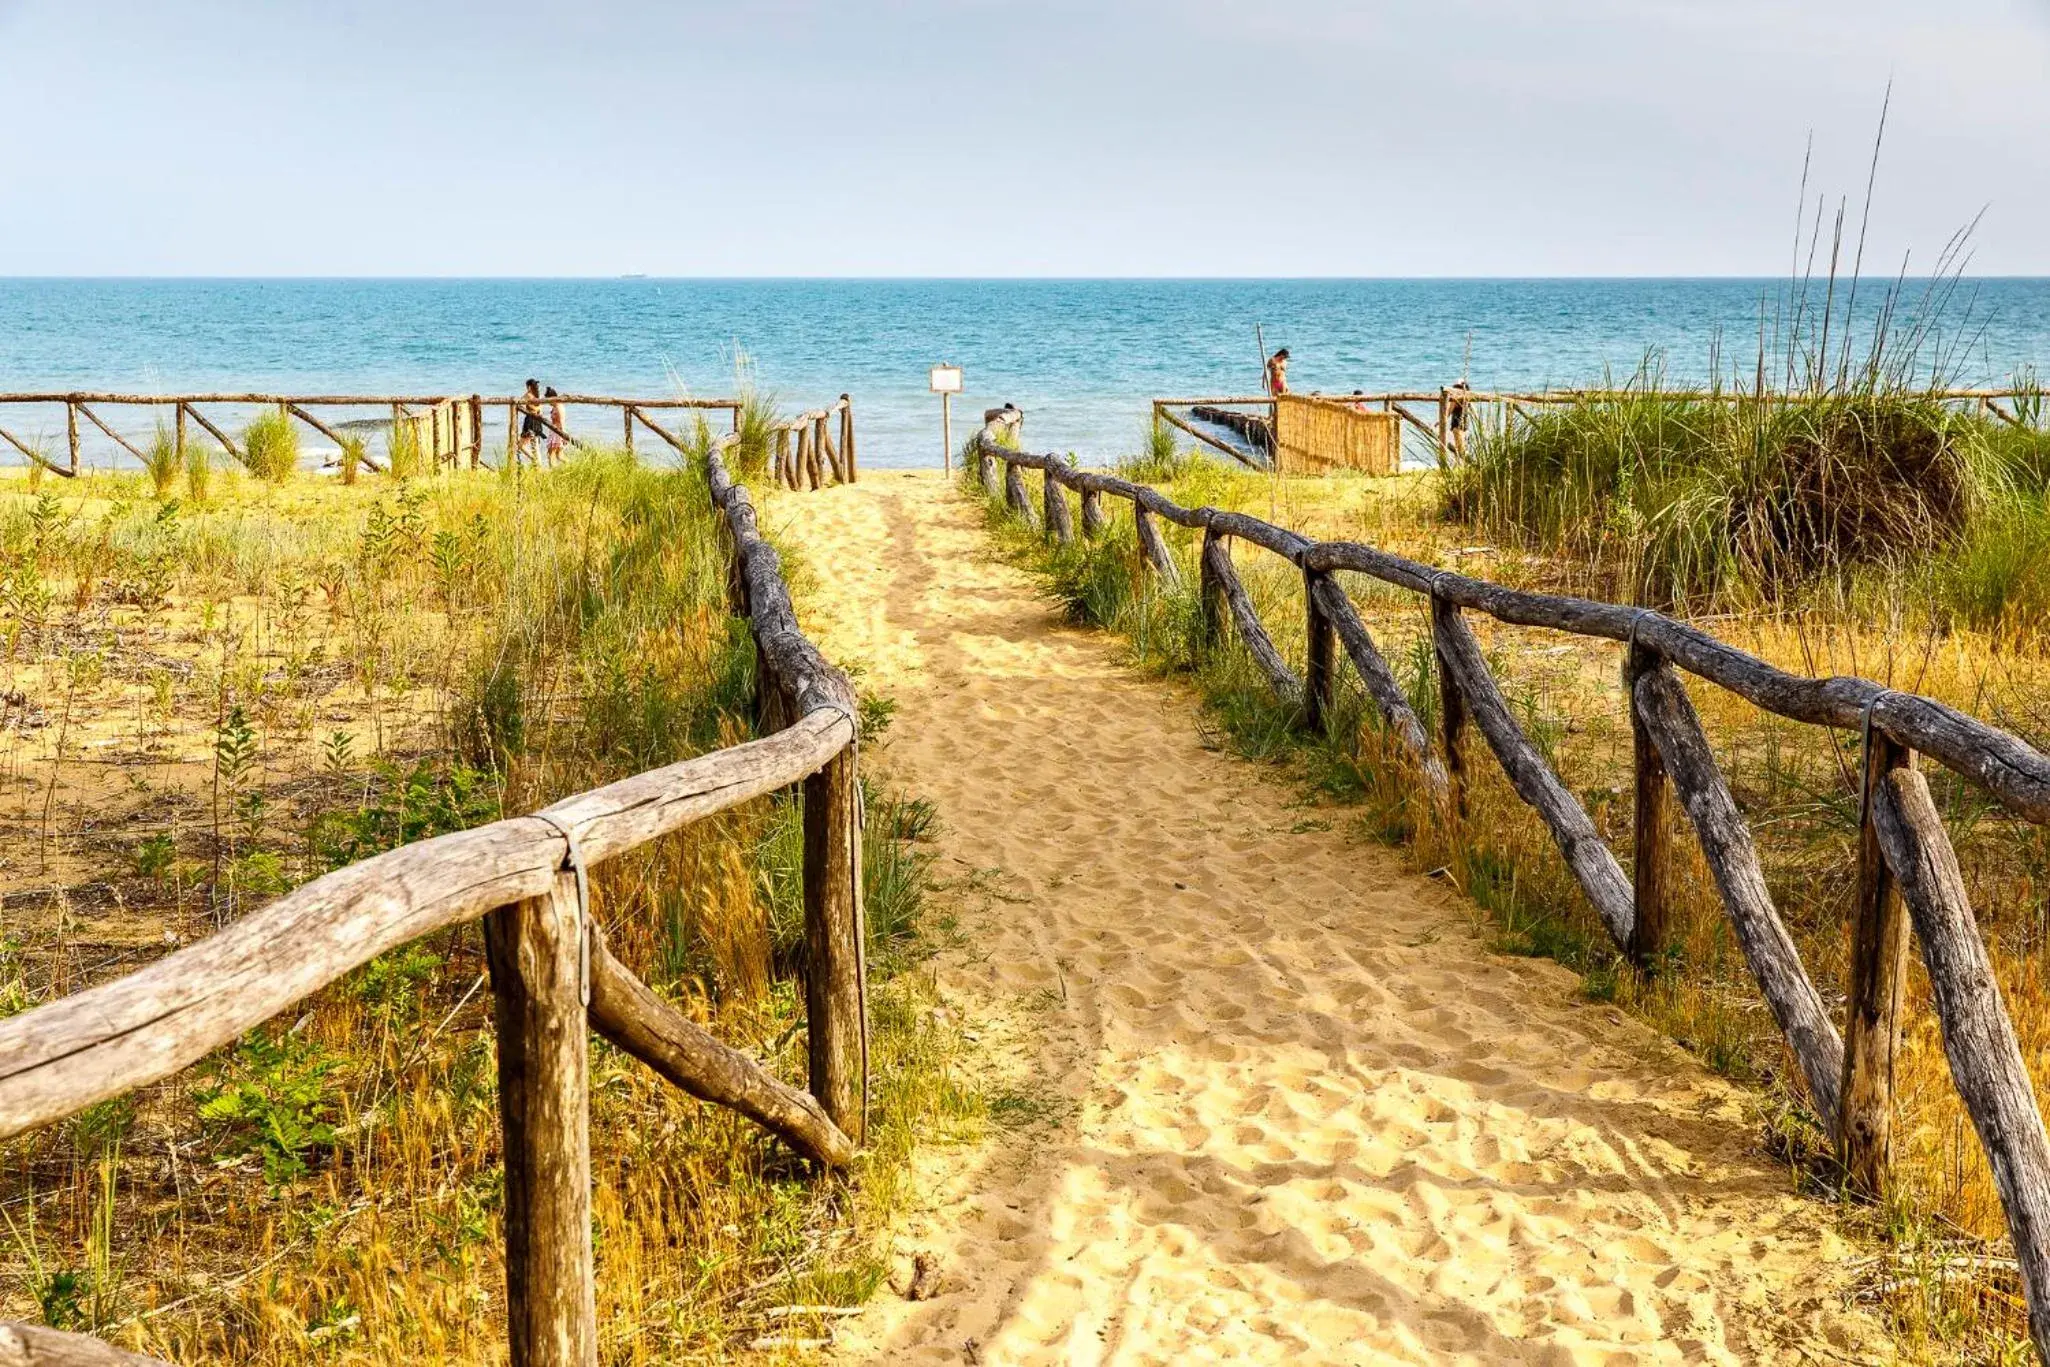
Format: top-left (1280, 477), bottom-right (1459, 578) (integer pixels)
top-left (3, 278), bottom-right (2047, 469)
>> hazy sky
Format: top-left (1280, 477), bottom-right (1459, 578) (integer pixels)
top-left (2, 0), bottom-right (2046, 276)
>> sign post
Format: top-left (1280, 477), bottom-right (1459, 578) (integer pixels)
top-left (929, 364), bottom-right (963, 475)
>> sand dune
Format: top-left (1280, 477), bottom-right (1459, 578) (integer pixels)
top-left (774, 471), bottom-right (1887, 1366)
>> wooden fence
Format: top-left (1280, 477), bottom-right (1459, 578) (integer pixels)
top-left (0, 439), bottom-right (865, 1366)
top-left (767, 395), bottom-right (858, 490)
top-left (976, 422), bottom-right (2050, 1362)
top-left (0, 392), bottom-right (753, 478)
top-left (1157, 384), bottom-right (2048, 474)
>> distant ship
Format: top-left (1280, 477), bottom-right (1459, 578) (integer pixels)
top-left (621, 273), bottom-right (649, 280)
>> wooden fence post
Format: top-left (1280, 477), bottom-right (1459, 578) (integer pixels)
top-left (505, 401), bottom-right (518, 466)
top-left (471, 395), bottom-right (484, 468)
top-left (65, 401), bottom-right (79, 474)
top-left (1431, 595), bottom-right (1468, 820)
top-left (1872, 767), bottom-right (2050, 1360)
top-left (1626, 640), bottom-right (1671, 972)
top-left (1134, 504), bottom-right (1179, 586)
top-left (840, 397), bottom-right (855, 483)
top-left (485, 870), bottom-right (596, 1367)
top-left (1840, 731), bottom-right (1913, 1193)
top-left (979, 444), bottom-right (1000, 498)
top-left (803, 744), bottom-right (865, 1142)
top-left (1199, 529), bottom-right (1229, 649)
top-left (623, 406), bottom-right (634, 456)
top-left (1043, 469), bottom-right (1074, 544)
top-left (175, 402), bottom-right (187, 465)
top-left (1079, 486), bottom-right (1106, 538)
top-left (1003, 461), bottom-right (1036, 525)
top-left (1304, 569), bottom-right (1336, 734)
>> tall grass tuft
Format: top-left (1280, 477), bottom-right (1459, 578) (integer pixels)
top-left (141, 423), bottom-right (180, 499)
top-left (240, 410), bottom-right (299, 483)
top-left (338, 435), bottom-right (364, 486)
top-left (387, 418), bottom-right (422, 480)
top-left (1118, 418), bottom-right (1191, 483)
top-left (183, 442), bottom-right (211, 503)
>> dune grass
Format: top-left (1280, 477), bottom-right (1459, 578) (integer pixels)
top-left (966, 435), bottom-right (2050, 1363)
top-left (0, 448), bottom-right (973, 1361)
top-left (238, 410), bottom-right (299, 484)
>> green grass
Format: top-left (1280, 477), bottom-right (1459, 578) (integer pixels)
top-left (141, 423), bottom-right (180, 499)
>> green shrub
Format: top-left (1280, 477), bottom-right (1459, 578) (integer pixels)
top-left (241, 409), bottom-right (299, 483)
top-left (387, 418), bottom-right (422, 480)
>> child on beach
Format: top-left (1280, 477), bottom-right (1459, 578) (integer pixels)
top-left (545, 386), bottom-right (566, 465)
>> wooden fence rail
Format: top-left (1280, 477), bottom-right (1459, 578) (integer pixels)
top-left (0, 434), bottom-right (863, 1365)
top-left (976, 423), bottom-right (2050, 1363)
top-left (1157, 383), bottom-right (2048, 474)
top-left (0, 392), bottom-right (759, 478)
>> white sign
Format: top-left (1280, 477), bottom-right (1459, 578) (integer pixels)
top-left (929, 364), bottom-right (963, 395)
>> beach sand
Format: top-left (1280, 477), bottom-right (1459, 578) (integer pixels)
top-left (774, 470), bottom-right (1887, 1366)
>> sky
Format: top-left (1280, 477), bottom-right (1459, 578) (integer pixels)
top-left (1, 0), bottom-right (2046, 277)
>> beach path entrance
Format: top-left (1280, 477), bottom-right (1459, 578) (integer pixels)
top-left (776, 471), bottom-right (1884, 1365)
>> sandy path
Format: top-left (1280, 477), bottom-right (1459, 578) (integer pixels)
top-left (774, 472), bottom-right (1885, 1366)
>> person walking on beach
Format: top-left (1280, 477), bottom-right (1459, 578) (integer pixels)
top-left (1265, 347), bottom-right (1291, 396)
top-left (516, 378), bottom-right (545, 466)
top-left (1445, 377), bottom-right (1472, 460)
top-left (544, 386), bottom-right (566, 466)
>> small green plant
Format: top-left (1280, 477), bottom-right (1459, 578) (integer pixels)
top-left (142, 422), bottom-right (180, 498)
top-left (242, 409), bottom-right (300, 483)
top-left (196, 1031), bottom-right (339, 1183)
top-left (133, 832), bottom-right (176, 881)
top-left (310, 760), bottom-right (500, 867)
top-left (1119, 418), bottom-right (1190, 482)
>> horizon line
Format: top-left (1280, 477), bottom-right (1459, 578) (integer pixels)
top-left (5, 273), bottom-right (2050, 284)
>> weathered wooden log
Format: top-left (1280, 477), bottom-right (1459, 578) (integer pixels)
top-left (840, 396), bottom-right (856, 482)
top-left (72, 403), bottom-right (145, 462)
top-left (1302, 542), bottom-right (2050, 827)
top-left (1304, 570), bottom-right (1336, 733)
top-left (470, 394), bottom-right (485, 468)
top-left (1199, 528), bottom-right (1228, 647)
top-left (1434, 602), bottom-right (1635, 947)
top-left (1043, 467), bottom-right (1074, 544)
top-left (588, 933), bottom-right (854, 1166)
top-left (1188, 403), bottom-right (1274, 454)
top-left (1133, 504), bottom-right (1179, 586)
top-left (1004, 461), bottom-right (1037, 527)
top-left (1840, 731), bottom-right (1913, 1192)
top-left (1433, 597), bottom-right (1470, 821)
top-left (629, 407), bottom-right (690, 456)
top-left (1307, 575), bottom-right (1448, 804)
top-left (0, 1324), bottom-right (170, 1365)
top-left (804, 745), bottom-right (866, 1142)
top-left (65, 402), bottom-right (79, 472)
top-left (1079, 485), bottom-right (1107, 538)
top-left (802, 423), bottom-right (822, 489)
top-left (485, 870), bottom-right (596, 1366)
top-left (1200, 533), bottom-right (1301, 701)
top-left (775, 428), bottom-right (792, 488)
top-left (1873, 767), bottom-right (2050, 1361)
top-left (0, 425), bottom-right (76, 478)
top-left (1625, 642), bottom-right (1671, 971)
top-left (179, 403), bottom-right (241, 463)
top-left (0, 710), bottom-right (848, 1141)
top-left (1632, 663), bottom-right (1844, 1131)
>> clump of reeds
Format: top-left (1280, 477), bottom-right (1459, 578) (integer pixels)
top-left (141, 423), bottom-right (180, 499)
top-left (183, 443), bottom-right (211, 503)
top-left (386, 418), bottom-right (422, 480)
top-left (240, 410), bottom-right (299, 483)
top-left (1117, 419), bottom-right (1191, 483)
top-left (338, 435), bottom-right (364, 486)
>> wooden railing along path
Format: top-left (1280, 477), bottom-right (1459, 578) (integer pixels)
top-left (0, 391), bottom-right (859, 487)
top-left (0, 439), bottom-right (865, 1365)
top-left (977, 423), bottom-right (2050, 1361)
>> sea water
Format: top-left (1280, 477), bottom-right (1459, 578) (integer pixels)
top-left (2, 277), bottom-right (2046, 469)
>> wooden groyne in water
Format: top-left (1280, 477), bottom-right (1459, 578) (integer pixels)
top-left (977, 420), bottom-right (2050, 1362)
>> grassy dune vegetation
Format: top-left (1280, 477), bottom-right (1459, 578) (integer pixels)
top-left (0, 440), bottom-right (975, 1361)
top-left (968, 401), bottom-right (2050, 1362)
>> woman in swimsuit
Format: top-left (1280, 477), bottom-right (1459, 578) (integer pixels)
top-left (1265, 347), bottom-right (1290, 397)
top-left (517, 379), bottom-right (545, 466)
top-left (544, 386), bottom-right (566, 465)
